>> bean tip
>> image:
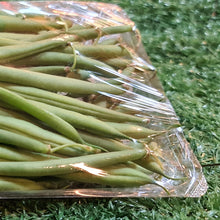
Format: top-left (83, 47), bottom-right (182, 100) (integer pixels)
top-left (155, 181), bottom-right (170, 195)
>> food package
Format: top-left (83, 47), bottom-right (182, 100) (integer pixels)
top-left (0, 1), bottom-right (207, 198)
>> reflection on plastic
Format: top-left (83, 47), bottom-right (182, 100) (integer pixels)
top-left (70, 162), bottom-right (107, 176)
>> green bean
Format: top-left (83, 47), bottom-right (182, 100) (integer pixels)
top-left (78, 131), bottom-right (133, 152)
top-left (61, 173), bottom-right (155, 187)
top-left (68, 24), bottom-right (92, 31)
top-left (0, 105), bottom-right (118, 155)
top-left (0, 144), bottom-right (36, 161)
top-left (0, 32), bottom-right (37, 41)
top-left (59, 165), bottom-right (169, 192)
top-left (66, 25), bottom-right (133, 41)
top-left (0, 65), bottom-right (123, 95)
top-left (13, 92), bottom-right (127, 120)
top-left (20, 94), bottom-right (145, 123)
top-left (0, 149), bottom-right (146, 177)
top-left (12, 52), bottom-right (117, 77)
top-left (27, 30), bottom-right (61, 42)
top-left (34, 176), bottom-right (73, 190)
top-left (135, 153), bottom-right (184, 180)
top-left (24, 66), bottom-right (68, 76)
top-left (99, 164), bottom-right (166, 191)
top-left (104, 57), bottom-right (132, 69)
top-left (0, 14), bottom-right (72, 33)
top-left (4, 85), bottom-right (144, 123)
top-left (16, 13), bottom-right (72, 27)
top-left (0, 115), bottom-right (74, 145)
top-left (54, 44), bottom-right (129, 59)
top-left (0, 129), bottom-right (50, 153)
top-left (127, 161), bottom-right (153, 175)
top-left (98, 38), bottom-right (119, 45)
top-left (28, 100), bottom-right (132, 140)
top-left (0, 87), bottom-right (84, 143)
top-left (0, 30), bottom-right (70, 43)
top-left (0, 177), bottom-right (46, 191)
top-left (0, 105), bottom-right (104, 156)
top-left (51, 142), bottom-right (101, 153)
top-left (0, 104), bottom-right (46, 126)
top-left (71, 69), bottom-right (92, 80)
top-left (100, 164), bottom-right (149, 178)
top-left (0, 37), bottom-right (24, 46)
top-left (78, 131), bottom-right (168, 179)
top-left (0, 15), bottom-right (52, 33)
top-left (79, 130), bottom-right (144, 151)
top-left (104, 57), bottom-right (154, 72)
top-left (0, 144), bottom-right (60, 161)
top-left (28, 18), bottom-right (72, 30)
top-left (106, 122), bottom-right (163, 139)
top-left (0, 108), bottom-right (101, 157)
top-left (0, 38), bottom-right (67, 64)
top-left (26, 66), bottom-right (87, 80)
top-left (50, 142), bottom-right (100, 157)
top-left (121, 66), bottom-right (135, 76)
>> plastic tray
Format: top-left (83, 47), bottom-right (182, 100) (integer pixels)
top-left (0, 1), bottom-right (207, 198)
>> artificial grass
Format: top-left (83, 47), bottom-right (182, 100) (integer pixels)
top-left (0, 0), bottom-right (219, 219)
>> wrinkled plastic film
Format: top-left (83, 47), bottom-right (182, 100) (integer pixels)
top-left (0, 1), bottom-right (207, 198)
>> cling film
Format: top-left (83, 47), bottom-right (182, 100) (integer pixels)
top-left (0, 1), bottom-right (207, 198)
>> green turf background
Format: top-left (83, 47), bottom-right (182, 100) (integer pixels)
top-left (0, 0), bottom-right (219, 219)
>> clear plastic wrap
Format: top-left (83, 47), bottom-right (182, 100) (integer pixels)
top-left (0, 1), bottom-right (207, 198)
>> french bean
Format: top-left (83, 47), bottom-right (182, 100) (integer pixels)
top-left (106, 122), bottom-right (163, 139)
top-left (100, 164), bottom-right (150, 178)
top-left (78, 132), bottom-right (168, 179)
top-left (28, 100), bottom-right (132, 140)
top-left (0, 149), bottom-right (146, 177)
top-left (134, 153), bottom-right (183, 180)
top-left (104, 57), bottom-right (132, 69)
top-left (16, 14), bottom-right (72, 28)
top-left (70, 69), bottom-right (92, 80)
top-left (54, 44), bottom-right (130, 59)
top-left (27, 30), bottom-right (61, 42)
top-left (12, 52), bottom-right (117, 78)
top-left (104, 57), bottom-right (154, 72)
top-left (0, 38), bottom-right (67, 64)
top-left (3, 84), bottom-right (144, 123)
top-left (0, 129), bottom-right (50, 153)
top-left (0, 87), bottom-right (84, 143)
top-left (60, 165), bottom-right (169, 192)
top-left (0, 105), bottom-right (37, 123)
top-left (0, 65), bottom-right (123, 95)
top-left (0, 32), bottom-right (37, 41)
top-left (0, 108), bottom-right (102, 157)
top-left (0, 115), bottom-right (74, 145)
top-left (0, 37), bottom-right (24, 46)
top-left (0, 144), bottom-right (60, 161)
top-left (61, 173), bottom-right (156, 187)
top-left (78, 130), bottom-right (144, 152)
top-left (24, 66), bottom-right (68, 76)
top-left (66, 25), bottom-right (133, 41)
top-left (0, 15), bottom-right (53, 33)
top-left (98, 38), bottom-right (119, 45)
top-left (0, 177), bottom-right (46, 191)
top-left (78, 131), bottom-right (133, 152)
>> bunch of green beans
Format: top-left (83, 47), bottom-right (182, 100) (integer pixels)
top-left (0, 12), bottom-right (180, 193)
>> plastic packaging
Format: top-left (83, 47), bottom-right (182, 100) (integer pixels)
top-left (0, 1), bottom-right (207, 198)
